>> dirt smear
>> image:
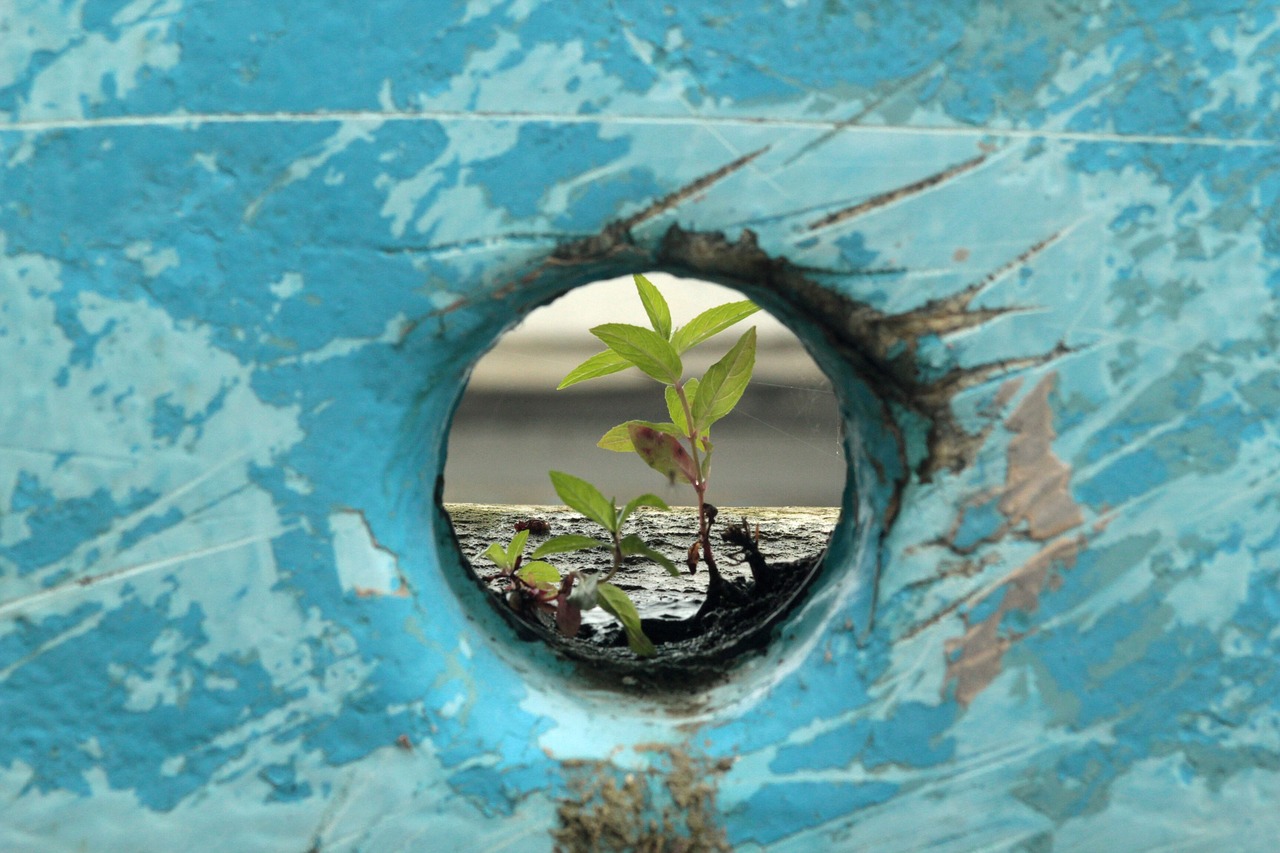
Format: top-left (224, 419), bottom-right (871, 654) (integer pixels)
top-left (942, 374), bottom-right (1087, 706)
top-left (553, 744), bottom-right (733, 853)
top-left (1000, 376), bottom-right (1086, 540)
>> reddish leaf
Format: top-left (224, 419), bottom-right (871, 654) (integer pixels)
top-left (555, 575), bottom-right (583, 637)
top-left (556, 599), bottom-right (582, 637)
top-left (628, 424), bottom-right (698, 485)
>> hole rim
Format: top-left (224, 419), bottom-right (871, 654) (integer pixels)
top-left (426, 264), bottom-right (889, 700)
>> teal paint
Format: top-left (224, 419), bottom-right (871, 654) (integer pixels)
top-left (3, 1), bottom-right (1280, 850)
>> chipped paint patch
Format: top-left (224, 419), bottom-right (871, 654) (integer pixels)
top-left (330, 509), bottom-right (408, 597)
top-left (4, 1), bottom-right (1280, 847)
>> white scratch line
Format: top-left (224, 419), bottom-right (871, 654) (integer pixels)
top-left (0, 529), bottom-right (289, 620)
top-left (1, 110), bottom-right (1275, 148)
top-left (21, 448), bottom-right (256, 586)
top-left (0, 443), bottom-right (138, 464)
top-left (0, 607), bottom-right (105, 681)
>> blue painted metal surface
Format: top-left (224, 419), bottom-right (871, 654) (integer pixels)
top-left (3, 2), bottom-right (1280, 849)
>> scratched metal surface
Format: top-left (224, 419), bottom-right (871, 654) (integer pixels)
top-left (2, 2), bottom-right (1280, 851)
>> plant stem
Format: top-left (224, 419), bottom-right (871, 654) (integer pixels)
top-left (605, 532), bottom-right (623, 581)
top-left (674, 382), bottom-right (719, 578)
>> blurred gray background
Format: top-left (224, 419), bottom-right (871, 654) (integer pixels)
top-left (444, 274), bottom-right (845, 508)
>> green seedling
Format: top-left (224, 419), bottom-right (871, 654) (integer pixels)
top-left (479, 527), bottom-right (564, 618)
top-left (481, 472), bottom-right (677, 656)
top-left (535, 470), bottom-right (678, 656)
top-left (559, 273), bottom-right (758, 590)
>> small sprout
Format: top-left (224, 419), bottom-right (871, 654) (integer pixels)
top-left (479, 471), bottom-right (676, 657)
top-left (546, 470), bottom-right (676, 655)
top-left (597, 582), bottom-right (655, 657)
top-left (479, 528), bottom-right (562, 615)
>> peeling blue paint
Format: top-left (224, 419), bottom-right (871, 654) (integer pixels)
top-left (3, 482), bottom-right (159, 574)
top-left (734, 780), bottom-right (900, 846)
top-left (4, 1), bottom-right (1280, 849)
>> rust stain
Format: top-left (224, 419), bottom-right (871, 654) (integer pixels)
top-left (1000, 375), bottom-right (1085, 540)
top-left (353, 585), bottom-right (411, 598)
top-left (990, 376), bottom-right (1024, 411)
top-left (944, 535), bottom-right (1084, 706)
top-left (942, 373), bottom-right (1086, 706)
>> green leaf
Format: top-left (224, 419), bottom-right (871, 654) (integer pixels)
top-left (699, 436), bottom-right (714, 481)
top-left (591, 323), bottom-right (683, 385)
top-left (627, 423), bottom-right (698, 485)
top-left (482, 542), bottom-right (512, 570)
top-left (665, 379), bottom-right (698, 435)
top-left (670, 300), bottom-right (760, 354)
top-left (558, 349), bottom-right (631, 390)
top-left (598, 420), bottom-right (682, 452)
top-left (517, 560), bottom-right (561, 586)
top-left (620, 533), bottom-right (679, 577)
top-left (531, 534), bottom-right (605, 559)
top-left (505, 528), bottom-right (530, 566)
top-left (692, 327), bottom-right (756, 431)
top-left (633, 273), bottom-right (672, 340)
top-left (549, 470), bottom-right (617, 532)
top-left (598, 582), bottom-right (656, 657)
top-left (619, 493), bottom-right (670, 527)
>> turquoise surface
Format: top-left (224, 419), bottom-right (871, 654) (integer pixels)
top-left (3, 2), bottom-right (1280, 849)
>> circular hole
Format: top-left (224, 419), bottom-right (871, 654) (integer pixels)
top-left (442, 272), bottom-right (848, 687)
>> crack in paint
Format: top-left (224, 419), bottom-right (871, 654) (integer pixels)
top-left (805, 151), bottom-right (993, 233)
top-left (549, 146), bottom-right (768, 265)
top-left (619, 146), bottom-right (769, 232)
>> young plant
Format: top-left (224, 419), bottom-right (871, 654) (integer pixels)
top-left (480, 472), bottom-right (677, 656)
top-left (479, 527), bottom-right (565, 620)
top-left (534, 470), bottom-right (678, 656)
top-left (558, 273), bottom-right (758, 590)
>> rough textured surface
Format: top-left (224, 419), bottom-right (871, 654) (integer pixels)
top-left (448, 503), bottom-right (838, 689)
top-left (4, 2), bottom-right (1280, 851)
top-left (449, 503), bottom-right (838, 622)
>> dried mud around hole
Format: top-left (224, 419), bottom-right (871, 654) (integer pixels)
top-left (447, 503), bottom-right (838, 690)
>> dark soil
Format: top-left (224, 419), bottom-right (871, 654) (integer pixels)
top-left (446, 503), bottom-right (836, 691)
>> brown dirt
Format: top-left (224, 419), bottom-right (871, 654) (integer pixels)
top-left (552, 745), bottom-right (734, 853)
